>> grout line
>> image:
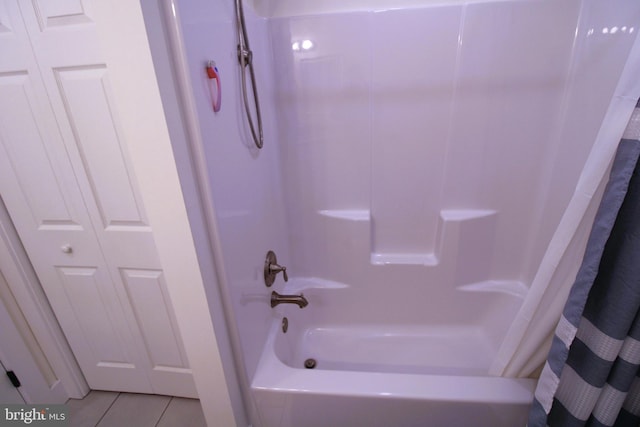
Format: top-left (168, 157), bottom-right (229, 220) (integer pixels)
top-left (154, 396), bottom-right (173, 427)
top-left (94, 392), bottom-right (121, 427)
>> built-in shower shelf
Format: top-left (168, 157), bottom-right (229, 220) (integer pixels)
top-left (370, 253), bottom-right (438, 266)
top-left (318, 209), bottom-right (370, 221)
top-left (284, 277), bottom-right (350, 293)
top-left (369, 209), bottom-right (498, 267)
top-left (439, 209), bottom-right (497, 221)
top-left (315, 207), bottom-right (502, 287)
top-left (456, 280), bottom-right (528, 299)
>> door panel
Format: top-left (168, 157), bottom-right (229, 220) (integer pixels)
top-left (54, 65), bottom-right (147, 229)
top-left (0, 1), bottom-right (11, 33)
top-left (121, 269), bottom-right (189, 370)
top-left (31, 0), bottom-right (93, 30)
top-left (0, 73), bottom-right (79, 228)
top-left (57, 267), bottom-right (133, 365)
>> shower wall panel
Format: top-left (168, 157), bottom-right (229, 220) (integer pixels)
top-left (522, 0), bottom-right (640, 280)
top-left (174, 0), bottom-right (289, 381)
top-left (370, 7), bottom-right (460, 258)
top-left (270, 0), bottom-right (584, 290)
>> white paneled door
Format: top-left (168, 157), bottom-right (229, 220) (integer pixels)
top-left (0, 0), bottom-right (196, 398)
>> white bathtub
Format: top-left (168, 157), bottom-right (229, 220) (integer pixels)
top-left (251, 279), bottom-right (536, 427)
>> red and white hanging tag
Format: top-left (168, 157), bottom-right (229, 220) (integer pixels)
top-left (206, 60), bottom-right (221, 113)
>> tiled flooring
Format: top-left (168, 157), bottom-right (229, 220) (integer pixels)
top-left (66, 391), bottom-right (207, 427)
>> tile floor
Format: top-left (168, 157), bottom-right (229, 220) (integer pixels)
top-left (66, 391), bottom-right (207, 427)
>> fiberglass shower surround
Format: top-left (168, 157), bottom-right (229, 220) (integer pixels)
top-left (162, 0), bottom-right (640, 425)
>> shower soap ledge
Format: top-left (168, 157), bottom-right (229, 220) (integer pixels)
top-left (456, 280), bottom-right (527, 299)
top-left (439, 209), bottom-right (497, 221)
top-left (370, 253), bottom-right (439, 266)
top-left (283, 277), bottom-right (350, 293)
top-left (318, 209), bottom-right (370, 221)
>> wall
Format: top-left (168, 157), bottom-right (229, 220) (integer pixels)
top-left (169, 0), bottom-right (289, 379)
top-left (144, 0), bottom-right (290, 424)
top-left (269, 0), bottom-right (640, 294)
top-left (522, 0), bottom-right (640, 281)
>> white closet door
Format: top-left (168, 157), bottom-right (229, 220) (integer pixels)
top-left (0, 0), bottom-right (195, 398)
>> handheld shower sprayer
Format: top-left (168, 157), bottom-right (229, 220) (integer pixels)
top-left (234, 0), bottom-right (264, 149)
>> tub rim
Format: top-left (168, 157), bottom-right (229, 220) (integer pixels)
top-left (251, 322), bottom-right (536, 404)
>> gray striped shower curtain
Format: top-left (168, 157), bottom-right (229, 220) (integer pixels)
top-left (529, 110), bottom-right (640, 426)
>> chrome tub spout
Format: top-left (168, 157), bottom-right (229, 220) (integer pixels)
top-left (271, 291), bottom-right (308, 308)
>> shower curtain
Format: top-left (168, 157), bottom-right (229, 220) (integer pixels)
top-left (490, 101), bottom-right (640, 380)
top-left (528, 123), bottom-right (640, 425)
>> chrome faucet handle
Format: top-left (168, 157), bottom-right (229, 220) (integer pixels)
top-left (264, 250), bottom-right (288, 287)
top-left (270, 264), bottom-right (288, 282)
